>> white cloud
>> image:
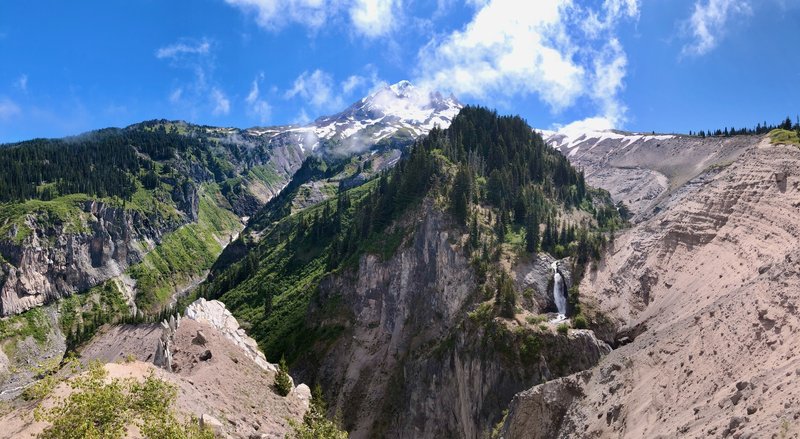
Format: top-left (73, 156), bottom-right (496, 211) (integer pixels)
top-left (349, 0), bottom-right (399, 38)
top-left (224, 0), bottom-right (333, 31)
top-left (416, 0), bottom-right (638, 128)
top-left (0, 98), bottom-right (21, 120)
top-left (223, 0), bottom-right (400, 38)
top-left (157, 38), bottom-right (233, 118)
top-left (681, 0), bottom-right (751, 57)
top-left (156, 39), bottom-right (211, 59)
top-left (211, 88), bottom-right (231, 115)
top-left (15, 74), bottom-right (28, 92)
top-left (341, 75), bottom-right (366, 95)
top-left (341, 66), bottom-right (385, 95)
top-left (285, 69), bottom-right (344, 111)
top-left (169, 88), bottom-right (183, 104)
top-left (554, 116), bottom-right (616, 139)
top-left (246, 73), bottom-right (272, 124)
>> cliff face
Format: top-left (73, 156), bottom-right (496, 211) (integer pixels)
top-left (0, 198), bottom-right (190, 316)
top-left (301, 202), bottom-right (610, 438)
top-left (501, 136), bottom-right (800, 437)
top-left (547, 131), bottom-right (754, 221)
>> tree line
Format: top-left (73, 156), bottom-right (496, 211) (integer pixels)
top-left (689, 116), bottom-right (799, 138)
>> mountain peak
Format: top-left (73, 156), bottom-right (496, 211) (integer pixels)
top-left (388, 80), bottom-right (414, 97)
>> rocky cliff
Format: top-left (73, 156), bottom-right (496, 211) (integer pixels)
top-left (501, 136), bottom-right (800, 437)
top-left (545, 130), bottom-right (755, 221)
top-left (0, 198), bottom-right (192, 316)
top-left (299, 201), bottom-right (610, 438)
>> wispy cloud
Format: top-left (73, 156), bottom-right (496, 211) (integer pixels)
top-left (681, 0), bottom-right (751, 57)
top-left (246, 73), bottom-right (272, 124)
top-left (156, 38), bottom-right (231, 118)
top-left (223, 0), bottom-right (400, 38)
top-left (285, 69), bottom-right (345, 112)
top-left (155, 39), bottom-right (211, 59)
top-left (416, 0), bottom-right (639, 129)
top-left (211, 88), bottom-right (231, 115)
top-left (14, 74), bottom-right (28, 92)
top-left (0, 98), bottom-right (21, 120)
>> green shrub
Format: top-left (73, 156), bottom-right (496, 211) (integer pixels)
top-left (34, 361), bottom-right (214, 439)
top-left (572, 314), bottom-right (588, 329)
top-left (556, 323), bottom-right (569, 335)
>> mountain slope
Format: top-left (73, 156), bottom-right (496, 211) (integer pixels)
top-left (500, 135), bottom-right (800, 437)
top-left (0, 81), bottom-right (459, 398)
top-left (196, 106), bottom-right (623, 437)
top-left (543, 129), bottom-right (754, 221)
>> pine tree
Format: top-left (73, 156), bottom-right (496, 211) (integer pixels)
top-left (525, 213), bottom-right (539, 253)
top-left (495, 272), bottom-right (516, 318)
top-left (275, 356), bottom-right (293, 397)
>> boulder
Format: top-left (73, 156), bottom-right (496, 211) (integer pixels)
top-left (200, 413), bottom-right (225, 436)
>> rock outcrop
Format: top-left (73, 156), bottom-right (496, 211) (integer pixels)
top-left (1, 315), bottom-right (311, 439)
top-left (185, 298), bottom-right (277, 373)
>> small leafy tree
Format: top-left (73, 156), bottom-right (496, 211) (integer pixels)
top-left (275, 356), bottom-right (293, 397)
top-left (34, 361), bottom-right (214, 439)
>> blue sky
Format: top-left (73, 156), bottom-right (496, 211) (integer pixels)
top-left (1, 0), bottom-right (798, 142)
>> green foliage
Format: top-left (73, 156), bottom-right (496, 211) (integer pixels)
top-left (288, 383), bottom-right (348, 439)
top-left (525, 315), bottom-right (547, 325)
top-left (61, 279), bottom-right (130, 352)
top-left (572, 314), bottom-right (588, 329)
top-left (22, 359), bottom-right (65, 401)
top-left (449, 164), bottom-right (473, 226)
top-left (556, 323), bottom-right (570, 335)
top-left (769, 129), bottom-right (800, 146)
top-left (495, 272), bottom-right (517, 319)
top-left (275, 356), bottom-right (293, 397)
top-left (0, 306), bottom-right (51, 359)
top-left (490, 409), bottom-right (509, 439)
top-left (468, 302), bottom-right (494, 324)
top-left (131, 186), bottom-right (240, 312)
top-left (34, 361), bottom-right (214, 439)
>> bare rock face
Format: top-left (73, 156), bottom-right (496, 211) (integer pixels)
top-left (299, 201), bottom-right (610, 438)
top-left (501, 137), bottom-right (800, 437)
top-left (546, 131), bottom-right (757, 221)
top-left (185, 298), bottom-right (277, 373)
top-left (0, 198), bottom-right (192, 316)
top-left (498, 371), bottom-right (591, 439)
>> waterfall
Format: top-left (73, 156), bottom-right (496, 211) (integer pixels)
top-left (551, 261), bottom-right (567, 319)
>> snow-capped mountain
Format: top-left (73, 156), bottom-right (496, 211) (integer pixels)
top-left (245, 80), bottom-right (462, 156)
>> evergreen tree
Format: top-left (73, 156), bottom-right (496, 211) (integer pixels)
top-left (275, 356), bottom-right (293, 397)
top-left (495, 272), bottom-right (516, 318)
top-left (524, 213), bottom-right (539, 253)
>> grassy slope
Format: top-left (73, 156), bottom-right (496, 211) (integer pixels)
top-left (769, 129), bottom-right (800, 147)
top-left (196, 179), bottom-right (379, 363)
top-left (130, 184), bottom-right (242, 313)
